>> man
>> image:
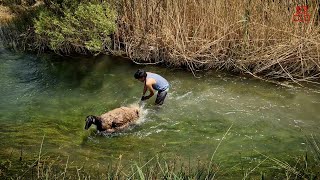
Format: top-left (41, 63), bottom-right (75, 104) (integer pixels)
top-left (134, 69), bottom-right (169, 105)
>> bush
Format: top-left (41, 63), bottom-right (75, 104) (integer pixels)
top-left (33, 2), bottom-right (117, 54)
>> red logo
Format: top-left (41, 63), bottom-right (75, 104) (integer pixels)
top-left (293, 5), bottom-right (310, 23)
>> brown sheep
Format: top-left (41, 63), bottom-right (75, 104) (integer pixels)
top-left (84, 106), bottom-right (140, 133)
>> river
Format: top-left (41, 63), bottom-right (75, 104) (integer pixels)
top-left (0, 44), bottom-right (320, 177)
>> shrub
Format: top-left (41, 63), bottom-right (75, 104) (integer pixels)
top-left (33, 2), bottom-right (117, 54)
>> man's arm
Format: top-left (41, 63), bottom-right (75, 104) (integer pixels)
top-left (141, 79), bottom-right (155, 100)
top-left (144, 83), bottom-right (155, 99)
top-left (142, 82), bottom-right (148, 96)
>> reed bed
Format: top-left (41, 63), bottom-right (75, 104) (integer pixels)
top-left (114, 0), bottom-right (320, 84)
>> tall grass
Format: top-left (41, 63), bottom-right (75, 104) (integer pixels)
top-left (1, 126), bottom-right (319, 179)
top-left (1, 135), bottom-right (319, 179)
top-left (114, 0), bottom-right (320, 84)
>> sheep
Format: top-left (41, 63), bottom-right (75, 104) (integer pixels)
top-left (84, 106), bottom-right (140, 133)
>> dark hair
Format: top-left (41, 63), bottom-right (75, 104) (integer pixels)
top-left (134, 69), bottom-right (147, 79)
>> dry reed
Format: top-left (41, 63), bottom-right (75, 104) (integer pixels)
top-left (113, 0), bottom-right (320, 84)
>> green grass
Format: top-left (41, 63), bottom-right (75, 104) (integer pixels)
top-left (1, 149), bottom-right (319, 179)
top-left (1, 133), bottom-right (319, 179)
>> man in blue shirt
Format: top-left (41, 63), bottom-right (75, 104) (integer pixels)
top-left (134, 69), bottom-right (169, 105)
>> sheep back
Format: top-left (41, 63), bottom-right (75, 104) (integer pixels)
top-left (100, 107), bottom-right (140, 129)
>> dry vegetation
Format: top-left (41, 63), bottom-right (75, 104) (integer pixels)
top-left (0, 0), bottom-right (43, 24)
top-left (0, 5), bottom-right (14, 23)
top-left (1, 0), bottom-right (320, 84)
top-left (114, 0), bottom-right (320, 84)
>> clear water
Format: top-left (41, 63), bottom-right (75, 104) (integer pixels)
top-left (1, 44), bottom-right (320, 174)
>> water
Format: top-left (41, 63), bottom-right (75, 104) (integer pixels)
top-left (1, 45), bottom-right (320, 175)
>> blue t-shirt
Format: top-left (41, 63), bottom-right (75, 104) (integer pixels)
top-left (146, 72), bottom-right (169, 91)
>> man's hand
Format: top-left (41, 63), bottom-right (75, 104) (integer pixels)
top-left (141, 96), bottom-right (149, 101)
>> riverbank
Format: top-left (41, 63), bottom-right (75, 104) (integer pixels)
top-left (0, 0), bottom-right (320, 84)
top-left (1, 135), bottom-right (319, 179)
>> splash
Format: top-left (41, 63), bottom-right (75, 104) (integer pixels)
top-left (128, 101), bottom-right (149, 125)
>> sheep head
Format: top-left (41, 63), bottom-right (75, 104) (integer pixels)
top-left (85, 115), bottom-right (96, 130)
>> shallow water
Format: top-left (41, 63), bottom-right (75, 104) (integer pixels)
top-left (1, 44), bottom-right (320, 175)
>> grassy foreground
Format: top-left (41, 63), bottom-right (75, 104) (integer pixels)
top-left (1, 133), bottom-right (320, 179)
top-left (1, 0), bottom-right (320, 84)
